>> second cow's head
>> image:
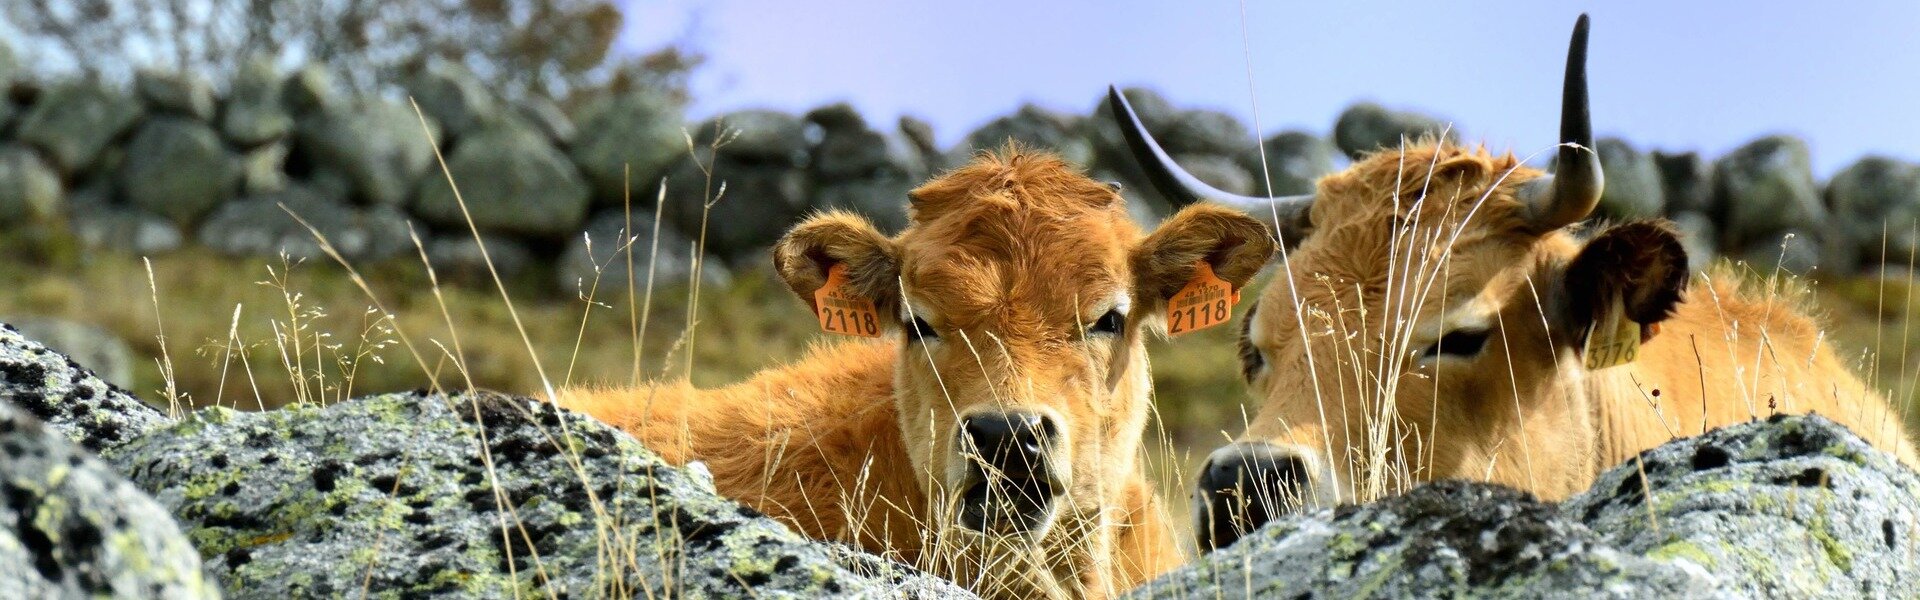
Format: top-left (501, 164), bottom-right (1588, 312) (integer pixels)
top-left (1116, 15), bottom-right (1692, 551)
top-left (772, 149), bottom-right (1274, 540)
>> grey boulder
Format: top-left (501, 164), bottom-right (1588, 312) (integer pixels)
top-left (1333, 102), bottom-right (1453, 160)
top-left (221, 57), bottom-right (293, 147)
top-left (0, 145), bottom-right (61, 222)
top-left (1654, 151), bottom-right (1715, 216)
top-left (1825, 156), bottom-right (1920, 267)
top-left (106, 391), bottom-right (970, 598)
top-left (412, 123), bottom-right (590, 238)
top-left (423, 234), bottom-right (533, 286)
top-left (198, 186), bottom-right (414, 263)
top-left (571, 89), bottom-right (687, 204)
top-left (1240, 131), bottom-right (1337, 197)
top-left (958, 104), bottom-right (1091, 167)
top-left (1713, 135), bottom-right (1826, 251)
top-left (134, 69), bottom-right (216, 121)
top-left (556, 209), bottom-right (731, 296)
top-left (296, 99), bottom-right (441, 206)
top-left (700, 109), bottom-right (810, 167)
top-left (121, 117), bottom-right (239, 226)
top-left (1, 317), bottom-right (133, 390)
top-left (1594, 137), bottom-right (1666, 219)
top-left (406, 61), bottom-right (499, 138)
top-left (16, 82), bottom-right (144, 174)
top-left (71, 206), bottom-right (186, 255)
top-left (659, 149), bottom-right (810, 264)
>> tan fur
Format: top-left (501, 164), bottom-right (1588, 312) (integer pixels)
top-left (1240, 141), bottom-right (1920, 505)
top-left (558, 148), bottom-right (1275, 598)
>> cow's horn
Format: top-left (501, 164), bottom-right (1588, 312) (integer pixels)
top-left (1522, 13), bottom-right (1603, 231)
top-left (1108, 85), bottom-right (1314, 248)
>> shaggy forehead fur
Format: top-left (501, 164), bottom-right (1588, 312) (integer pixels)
top-left (899, 148), bottom-right (1139, 335)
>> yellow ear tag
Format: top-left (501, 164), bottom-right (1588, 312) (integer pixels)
top-left (1582, 296), bottom-right (1641, 370)
top-left (1166, 261), bottom-right (1240, 336)
top-left (814, 264), bottom-right (883, 337)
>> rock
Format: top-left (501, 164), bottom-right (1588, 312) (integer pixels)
top-left (296, 98), bottom-right (441, 206)
top-left (412, 123), bottom-right (590, 237)
top-left (1170, 153), bottom-right (1254, 197)
top-left (2, 317), bottom-right (134, 390)
top-left (700, 109), bottom-right (809, 166)
top-left (1565, 414), bottom-right (1920, 598)
top-left (571, 89), bottom-right (687, 205)
top-left (70, 206), bottom-right (185, 255)
top-left (198, 185), bottom-right (414, 263)
top-left (1653, 151), bottom-right (1714, 216)
top-left (0, 145), bottom-right (61, 222)
top-left (1593, 137), bottom-right (1665, 219)
top-left (15, 82), bottom-right (144, 174)
top-left (107, 391), bottom-right (970, 598)
top-left (1713, 135), bottom-right (1826, 252)
top-left (0, 401), bottom-right (217, 598)
top-left (121, 117), bottom-right (240, 226)
top-left (808, 103), bottom-right (924, 183)
top-left (556, 209), bottom-right (731, 296)
top-left (239, 142), bottom-right (290, 195)
top-left (1668, 211), bottom-right (1717, 273)
top-left (1128, 480), bottom-right (1708, 598)
top-left (1241, 131), bottom-right (1337, 197)
top-left (957, 104), bottom-right (1091, 167)
top-left (660, 149), bottom-right (810, 264)
top-left (406, 61), bottom-right (499, 139)
top-left (516, 97), bottom-right (576, 146)
top-left (1332, 102), bottom-right (1453, 160)
top-left (898, 115), bottom-right (945, 172)
top-left (812, 176), bottom-right (915, 234)
top-left (1826, 156), bottom-right (1920, 267)
top-left (222, 56), bottom-right (293, 147)
top-left (424, 234), bottom-right (533, 285)
top-left (1160, 108), bottom-right (1254, 157)
top-left (1734, 229), bottom-right (1822, 274)
top-left (133, 69), bottom-right (216, 121)
top-left (0, 322), bottom-right (169, 454)
top-left (283, 64), bottom-right (344, 116)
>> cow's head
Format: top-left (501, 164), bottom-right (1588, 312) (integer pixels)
top-left (771, 149), bottom-right (1274, 549)
top-left (1118, 15), bottom-right (1690, 551)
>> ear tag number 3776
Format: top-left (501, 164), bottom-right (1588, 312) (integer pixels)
top-left (815, 264), bottom-right (883, 337)
top-left (1167, 261), bottom-right (1239, 336)
top-left (1582, 296), bottom-right (1641, 370)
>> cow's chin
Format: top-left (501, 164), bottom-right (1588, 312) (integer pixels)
top-left (951, 472), bottom-right (1064, 539)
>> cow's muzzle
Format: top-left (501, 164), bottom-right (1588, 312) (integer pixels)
top-left (954, 410), bottom-right (1063, 536)
top-left (1193, 441), bottom-right (1322, 551)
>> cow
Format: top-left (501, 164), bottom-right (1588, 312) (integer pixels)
top-left (554, 148), bottom-right (1277, 598)
top-left (1110, 14), bottom-right (1920, 552)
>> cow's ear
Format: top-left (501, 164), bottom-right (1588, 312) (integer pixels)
top-left (1132, 203), bottom-right (1278, 315)
top-left (772, 211), bottom-right (902, 317)
top-left (1560, 220), bottom-right (1690, 345)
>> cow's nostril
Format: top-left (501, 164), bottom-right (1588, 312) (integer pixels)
top-left (1195, 444), bottom-right (1315, 552)
top-left (960, 411), bottom-right (1053, 473)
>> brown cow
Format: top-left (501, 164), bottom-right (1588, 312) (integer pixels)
top-left (555, 149), bottom-right (1275, 597)
top-left (1112, 15), bottom-right (1920, 551)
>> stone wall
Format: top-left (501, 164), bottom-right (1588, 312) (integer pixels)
top-left (2, 48), bottom-right (1915, 293)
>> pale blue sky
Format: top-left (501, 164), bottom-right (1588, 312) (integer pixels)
top-left (618, 1), bottom-right (1920, 177)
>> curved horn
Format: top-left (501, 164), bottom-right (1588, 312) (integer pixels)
top-left (1522, 13), bottom-right (1603, 231)
top-left (1108, 85), bottom-right (1314, 248)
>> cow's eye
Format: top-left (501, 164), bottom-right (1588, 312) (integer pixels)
top-left (906, 316), bottom-right (938, 342)
top-left (1421, 329), bottom-right (1489, 359)
top-left (1089, 310), bottom-right (1125, 336)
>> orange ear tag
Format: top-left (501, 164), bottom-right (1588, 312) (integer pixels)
top-left (1166, 261), bottom-right (1240, 336)
top-left (814, 264), bottom-right (883, 337)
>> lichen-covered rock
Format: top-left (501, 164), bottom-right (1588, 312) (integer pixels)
top-left (2, 317), bottom-right (134, 390)
top-left (1158, 109), bottom-right (1254, 158)
top-left (412, 122), bottom-right (590, 237)
top-left (1128, 481), bottom-right (1708, 598)
top-left (0, 400), bottom-right (217, 599)
top-left (0, 323), bottom-right (170, 454)
top-left (121, 117), bottom-right (240, 226)
top-left (1565, 414), bottom-right (1920, 598)
top-left (16, 82), bottom-right (144, 174)
top-left (406, 61), bottom-right (499, 139)
top-left (296, 98), bottom-right (441, 206)
top-left (1332, 102), bottom-right (1453, 160)
top-left (107, 391), bottom-right (971, 599)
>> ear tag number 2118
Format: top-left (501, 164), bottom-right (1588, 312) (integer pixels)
top-left (815, 264), bottom-right (883, 337)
